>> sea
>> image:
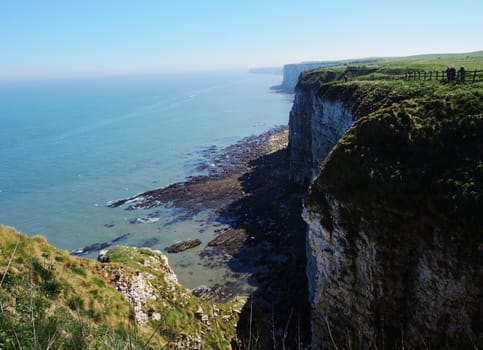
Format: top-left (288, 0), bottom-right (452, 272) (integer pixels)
top-left (0, 70), bottom-right (293, 291)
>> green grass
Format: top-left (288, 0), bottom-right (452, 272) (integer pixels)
top-left (70, 263), bottom-right (88, 277)
top-left (0, 226), bottom-right (139, 349)
top-left (0, 226), bottom-right (246, 349)
top-left (298, 50), bottom-right (483, 90)
top-left (308, 74), bottom-right (482, 241)
top-left (375, 51), bottom-right (483, 71)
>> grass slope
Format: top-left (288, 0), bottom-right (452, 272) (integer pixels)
top-left (0, 225), bottom-right (244, 349)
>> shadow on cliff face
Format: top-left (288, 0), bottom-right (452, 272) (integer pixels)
top-left (212, 148), bottom-right (311, 349)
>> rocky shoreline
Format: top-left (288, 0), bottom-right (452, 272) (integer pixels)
top-left (106, 126), bottom-right (297, 270)
top-left (105, 125), bottom-right (311, 346)
top-left (107, 125), bottom-right (289, 213)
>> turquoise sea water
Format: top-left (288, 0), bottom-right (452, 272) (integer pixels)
top-left (0, 71), bottom-right (292, 289)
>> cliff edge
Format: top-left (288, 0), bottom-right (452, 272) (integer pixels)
top-left (289, 70), bottom-right (482, 348)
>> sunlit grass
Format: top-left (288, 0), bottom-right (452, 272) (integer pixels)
top-left (0, 225), bottom-right (245, 348)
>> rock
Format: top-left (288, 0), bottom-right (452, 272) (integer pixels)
top-left (70, 233), bottom-right (132, 256)
top-left (112, 269), bottom-right (157, 325)
top-left (98, 249), bottom-right (109, 262)
top-left (207, 229), bottom-right (246, 250)
top-left (166, 239), bottom-right (202, 253)
top-left (191, 284), bottom-right (234, 302)
top-left (193, 306), bottom-right (209, 324)
top-left (201, 314), bottom-right (209, 324)
top-left (70, 241), bottom-right (110, 256)
top-left (194, 306), bottom-right (204, 320)
top-left (111, 233), bottom-right (132, 243)
top-left (171, 334), bottom-right (202, 350)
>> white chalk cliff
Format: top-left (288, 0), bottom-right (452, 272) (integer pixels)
top-left (288, 73), bottom-right (482, 349)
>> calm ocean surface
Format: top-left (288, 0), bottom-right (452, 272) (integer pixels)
top-left (0, 71), bottom-right (292, 289)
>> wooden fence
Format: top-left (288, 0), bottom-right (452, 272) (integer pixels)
top-left (404, 69), bottom-right (481, 83)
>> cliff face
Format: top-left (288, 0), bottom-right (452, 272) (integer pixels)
top-left (278, 63), bottom-right (327, 92)
top-left (289, 78), bottom-right (483, 348)
top-left (288, 80), bottom-right (355, 185)
top-left (275, 62), bottom-right (348, 92)
top-left (276, 58), bottom-right (380, 92)
top-left (304, 194), bottom-right (482, 349)
top-left (288, 74), bottom-right (401, 186)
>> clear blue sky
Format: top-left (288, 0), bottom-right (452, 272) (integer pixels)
top-left (1, 0), bottom-right (482, 80)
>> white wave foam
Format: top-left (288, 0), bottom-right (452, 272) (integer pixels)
top-left (132, 217), bottom-right (160, 224)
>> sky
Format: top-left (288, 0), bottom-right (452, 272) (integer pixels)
top-left (1, 0), bottom-right (482, 80)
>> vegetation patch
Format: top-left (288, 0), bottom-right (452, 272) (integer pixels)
top-left (309, 79), bottom-right (482, 244)
top-left (0, 225), bottom-right (245, 349)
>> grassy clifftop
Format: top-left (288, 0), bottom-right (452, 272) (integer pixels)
top-left (0, 225), bottom-right (244, 349)
top-left (297, 50), bottom-right (483, 90)
top-left (302, 52), bottom-right (482, 349)
top-left (308, 72), bottom-right (482, 242)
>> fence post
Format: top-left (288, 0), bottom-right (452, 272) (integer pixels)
top-left (473, 70), bottom-right (477, 83)
top-left (423, 71), bottom-right (427, 80)
top-left (429, 71), bottom-right (432, 80)
top-left (435, 71), bottom-right (439, 80)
